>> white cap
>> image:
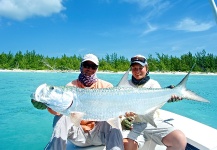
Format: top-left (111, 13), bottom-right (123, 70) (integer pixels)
top-left (82, 54), bottom-right (99, 65)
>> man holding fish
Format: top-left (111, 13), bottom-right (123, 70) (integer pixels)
top-left (121, 55), bottom-right (187, 150)
top-left (32, 54), bottom-right (125, 150)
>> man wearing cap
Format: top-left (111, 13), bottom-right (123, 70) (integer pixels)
top-left (32, 54), bottom-right (124, 150)
top-left (121, 55), bottom-right (187, 150)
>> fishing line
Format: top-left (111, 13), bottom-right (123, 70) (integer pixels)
top-left (0, 106), bottom-right (32, 116)
top-left (0, 106), bottom-right (47, 116)
top-left (41, 59), bottom-right (56, 70)
top-left (209, 0), bottom-right (217, 24)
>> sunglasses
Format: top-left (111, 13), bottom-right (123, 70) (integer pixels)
top-left (131, 66), bottom-right (144, 71)
top-left (131, 56), bottom-right (146, 63)
top-left (82, 62), bottom-right (98, 70)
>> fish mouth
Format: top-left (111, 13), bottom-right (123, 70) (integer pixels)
top-left (35, 83), bottom-right (48, 99)
top-left (31, 83), bottom-right (48, 101)
top-left (30, 93), bottom-right (35, 99)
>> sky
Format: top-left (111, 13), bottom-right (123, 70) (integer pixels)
top-left (0, 0), bottom-right (217, 59)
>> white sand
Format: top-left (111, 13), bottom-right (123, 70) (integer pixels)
top-left (0, 69), bottom-right (217, 75)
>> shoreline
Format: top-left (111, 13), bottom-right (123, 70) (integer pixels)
top-left (1, 69), bottom-right (217, 75)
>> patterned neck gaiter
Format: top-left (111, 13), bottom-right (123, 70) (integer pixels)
top-left (78, 67), bottom-right (98, 87)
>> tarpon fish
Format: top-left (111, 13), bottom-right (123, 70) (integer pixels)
top-left (31, 66), bottom-right (209, 128)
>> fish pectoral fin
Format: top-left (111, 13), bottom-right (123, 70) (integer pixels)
top-left (107, 117), bottom-right (122, 130)
top-left (70, 112), bottom-right (85, 127)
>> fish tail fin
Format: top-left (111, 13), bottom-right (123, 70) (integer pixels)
top-left (175, 64), bottom-right (209, 103)
top-left (182, 90), bottom-right (209, 102)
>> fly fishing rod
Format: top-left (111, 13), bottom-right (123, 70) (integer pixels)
top-left (209, 0), bottom-right (217, 24)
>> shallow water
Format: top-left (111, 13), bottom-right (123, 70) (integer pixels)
top-left (0, 72), bottom-right (216, 150)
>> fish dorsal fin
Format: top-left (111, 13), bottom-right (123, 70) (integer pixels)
top-left (176, 63), bottom-right (195, 88)
top-left (117, 68), bottom-right (131, 87)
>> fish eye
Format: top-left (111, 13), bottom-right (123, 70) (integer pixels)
top-left (49, 86), bottom-right (54, 90)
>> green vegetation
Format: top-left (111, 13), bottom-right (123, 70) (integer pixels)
top-left (0, 50), bottom-right (216, 72)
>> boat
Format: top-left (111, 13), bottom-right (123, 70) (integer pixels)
top-left (66, 109), bottom-right (217, 150)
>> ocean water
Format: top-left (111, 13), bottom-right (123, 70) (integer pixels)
top-left (0, 71), bottom-right (217, 150)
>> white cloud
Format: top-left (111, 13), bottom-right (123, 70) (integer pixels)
top-left (121, 0), bottom-right (168, 9)
top-left (175, 18), bottom-right (214, 32)
top-left (141, 22), bottom-right (158, 35)
top-left (121, 0), bottom-right (171, 20)
top-left (0, 0), bottom-right (65, 21)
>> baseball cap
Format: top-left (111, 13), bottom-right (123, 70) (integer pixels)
top-left (130, 55), bottom-right (148, 66)
top-left (82, 54), bottom-right (99, 65)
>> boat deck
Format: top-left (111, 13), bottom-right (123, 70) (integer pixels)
top-left (158, 109), bottom-right (217, 150)
top-left (67, 109), bottom-right (217, 150)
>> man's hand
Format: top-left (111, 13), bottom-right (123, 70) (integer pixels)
top-left (121, 117), bottom-right (134, 130)
top-left (167, 95), bottom-right (182, 103)
top-left (166, 85), bottom-right (183, 103)
top-left (31, 99), bottom-right (47, 110)
top-left (120, 112), bottom-right (136, 130)
top-left (80, 120), bottom-right (95, 133)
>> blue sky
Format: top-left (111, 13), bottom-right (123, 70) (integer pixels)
top-left (0, 0), bottom-right (217, 59)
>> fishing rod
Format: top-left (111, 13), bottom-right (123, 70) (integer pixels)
top-left (209, 0), bottom-right (217, 24)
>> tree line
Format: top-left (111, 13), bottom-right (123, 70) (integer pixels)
top-left (0, 49), bottom-right (216, 72)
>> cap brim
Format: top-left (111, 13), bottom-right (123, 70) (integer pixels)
top-left (82, 59), bottom-right (99, 65)
top-left (130, 61), bottom-right (146, 66)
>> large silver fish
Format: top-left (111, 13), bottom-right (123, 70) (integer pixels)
top-left (31, 67), bottom-right (209, 128)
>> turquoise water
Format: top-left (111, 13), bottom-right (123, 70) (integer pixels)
top-left (0, 72), bottom-right (217, 150)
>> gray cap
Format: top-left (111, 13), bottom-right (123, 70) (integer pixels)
top-left (130, 54), bottom-right (148, 66)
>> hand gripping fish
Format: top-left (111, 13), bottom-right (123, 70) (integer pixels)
top-left (31, 66), bottom-right (209, 128)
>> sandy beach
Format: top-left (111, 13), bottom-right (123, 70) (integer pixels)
top-left (0, 69), bottom-right (217, 75)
